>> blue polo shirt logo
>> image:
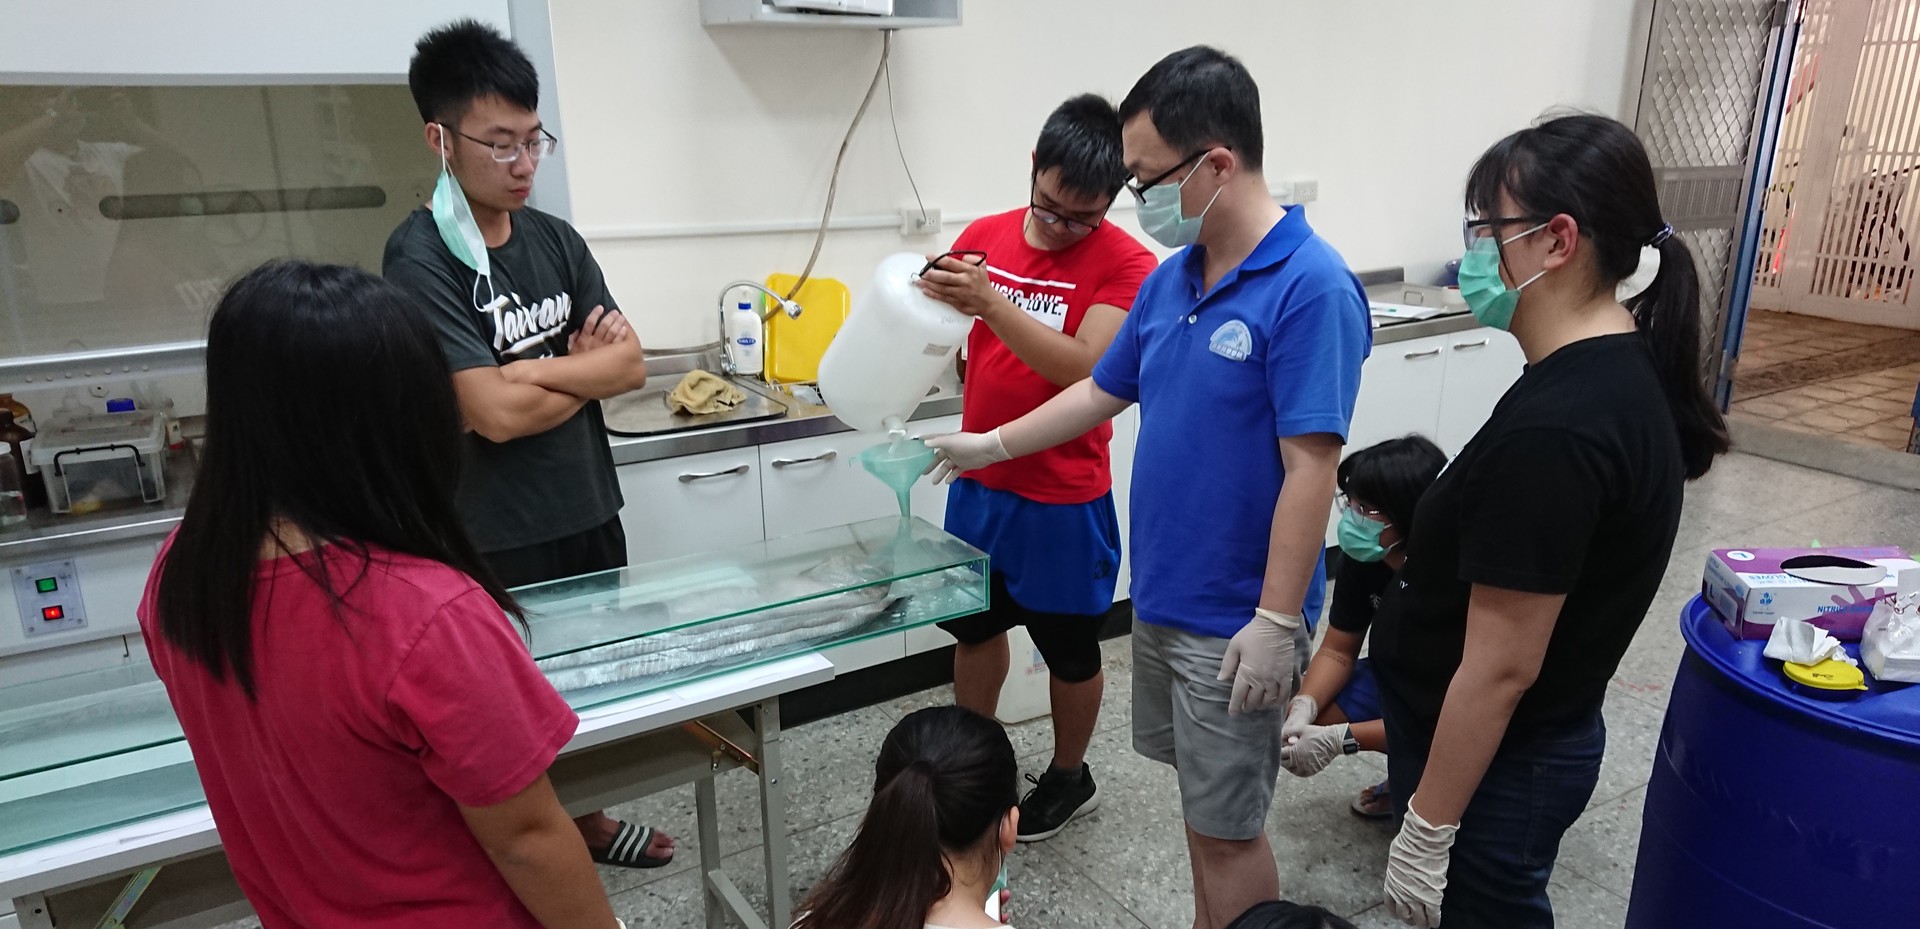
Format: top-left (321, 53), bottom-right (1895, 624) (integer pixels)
top-left (1209, 319), bottom-right (1252, 361)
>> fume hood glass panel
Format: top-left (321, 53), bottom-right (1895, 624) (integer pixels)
top-left (0, 84), bottom-right (434, 359)
top-left (0, 516), bottom-right (988, 855)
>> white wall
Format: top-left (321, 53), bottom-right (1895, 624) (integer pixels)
top-left (547, 0), bottom-right (1648, 350)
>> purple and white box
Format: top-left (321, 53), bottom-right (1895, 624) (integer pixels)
top-left (1703, 546), bottom-right (1919, 641)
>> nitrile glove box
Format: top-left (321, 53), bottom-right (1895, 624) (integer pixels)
top-left (1704, 546), bottom-right (1919, 641)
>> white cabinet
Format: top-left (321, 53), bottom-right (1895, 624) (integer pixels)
top-left (759, 432), bottom-right (904, 540)
top-left (615, 448), bottom-right (763, 566)
top-left (1349, 334), bottom-right (1449, 452)
top-left (1328, 324), bottom-right (1524, 545)
top-left (1436, 330), bottom-right (1526, 454)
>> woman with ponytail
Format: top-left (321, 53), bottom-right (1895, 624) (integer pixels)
top-left (1364, 114), bottom-right (1730, 929)
top-left (797, 707), bottom-right (1019, 929)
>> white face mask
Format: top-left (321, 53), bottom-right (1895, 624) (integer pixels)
top-left (430, 124), bottom-right (496, 310)
top-left (1136, 157), bottom-right (1223, 249)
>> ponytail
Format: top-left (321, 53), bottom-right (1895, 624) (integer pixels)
top-left (798, 764), bottom-right (948, 929)
top-left (796, 708), bottom-right (1016, 929)
top-left (1629, 229), bottom-right (1731, 480)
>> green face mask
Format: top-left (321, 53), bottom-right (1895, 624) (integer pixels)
top-left (430, 124), bottom-right (496, 311)
top-left (1336, 508), bottom-right (1394, 563)
top-left (1457, 222), bottom-right (1547, 331)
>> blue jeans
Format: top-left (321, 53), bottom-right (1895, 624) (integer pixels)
top-left (1382, 705), bottom-right (1605, 929)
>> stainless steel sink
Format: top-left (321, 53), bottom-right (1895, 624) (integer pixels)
top-left (602, 351), bottom-right (789, 437)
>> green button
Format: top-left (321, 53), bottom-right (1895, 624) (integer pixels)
top-left (34, 578), bottom-right (57, 594)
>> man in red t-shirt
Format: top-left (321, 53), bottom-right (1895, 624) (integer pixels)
top-left (917, 94), bottom-right (1157, 842)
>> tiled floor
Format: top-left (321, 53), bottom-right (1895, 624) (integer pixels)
top-left (1729, 309), bottom-right (1919, 453)
top-left (565, 451), bottom-right (1920, 929)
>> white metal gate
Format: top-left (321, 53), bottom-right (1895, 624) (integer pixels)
top-left (1754, 0), bottom-right (1920, 328)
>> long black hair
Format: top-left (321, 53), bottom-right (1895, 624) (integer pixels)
top-left (154, 261), bottom-right (523, 699)
top-left (1337, 435), bottom-right (1447, 540)
top-left (1466, 113), bottom-right (1731, 479)
top-left (797, 706), bottom-right (1018, 929)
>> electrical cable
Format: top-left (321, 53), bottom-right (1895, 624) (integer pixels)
top-left (884, 34), bottom-right (928, 228)
top-left (784, 29), bottom-right (892, 302)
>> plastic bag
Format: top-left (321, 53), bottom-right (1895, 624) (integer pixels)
top-left (1861, 588), bottom-right (1920, 683)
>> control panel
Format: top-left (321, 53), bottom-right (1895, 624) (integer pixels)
top-left (12, 560), bottom-right (87, 639)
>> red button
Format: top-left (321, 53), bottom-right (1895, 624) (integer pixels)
top-left (41, 605), bottom-right (63, 621)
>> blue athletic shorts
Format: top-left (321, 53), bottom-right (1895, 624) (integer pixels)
top-left (1333, 656), bottom-right (1381, 723)
top-left (942, 478), bottom-right (1120, 616)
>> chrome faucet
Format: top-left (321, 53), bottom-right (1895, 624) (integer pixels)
top-left (717, 280), bottom-right (803, 376)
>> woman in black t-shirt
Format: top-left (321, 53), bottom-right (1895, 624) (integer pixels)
top-left (1369, 115), bottom-right (1731, 929)
top-left (1279, 436), bottom-right (1446, 820)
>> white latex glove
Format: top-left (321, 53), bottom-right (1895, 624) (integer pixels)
top-left (1280, 695), bottom-right (1319, 744)
top-left (1217, 608), bottom-right (1301, 715)
top-left (1384, 798), bottom-right (1457, 928)
top-left (1281, 722), bottom-right (1345, 778)
top-left (924, 429), bottom-right (1010, 484)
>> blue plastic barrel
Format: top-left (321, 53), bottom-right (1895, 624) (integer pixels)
top-left (1625, 597), bottom-right (1920, 927)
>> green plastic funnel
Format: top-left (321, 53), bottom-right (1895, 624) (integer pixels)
top-left (855, 438), bottom-right (934, 519)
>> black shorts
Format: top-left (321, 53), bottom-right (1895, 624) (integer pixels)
top-left (482, 516), bottom-right (628, 590)
top-left (938, 573), bottom-right (1108, 683)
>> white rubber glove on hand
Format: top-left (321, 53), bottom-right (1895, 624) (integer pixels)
top-left (924, 429), bottom-right (1010, 484)
top-left (1384, 798), bottom-right (1457, 928)
top-left (1281, 722), bottom-right (1345, 778)
top-left (1280, 695), bottom-right (1319, 744)
top-left (1217, 608), bottom-right (1301, 715)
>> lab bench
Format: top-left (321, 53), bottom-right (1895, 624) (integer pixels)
top-left (0, 517), bottom-right (990, 929)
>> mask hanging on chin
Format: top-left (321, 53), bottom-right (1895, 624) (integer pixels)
top-left (429, 124), bottom-right (497, 311)
top-left (1456, 222), bottom-right (1548, 332)
top-left (1137, 158), bottom-right (1223, 249)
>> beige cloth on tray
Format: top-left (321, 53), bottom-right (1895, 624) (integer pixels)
top-left (667, 369), bottom-right (747, 416)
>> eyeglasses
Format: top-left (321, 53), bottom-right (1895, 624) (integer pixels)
top-left (1125, 149), bottom-right (1213, 204)
top-left (1338, 494), bottom-right (1387, 521)
top-left (1029, 194), bottom-right (1103, 235)
top-left (448, 126), bottom-right (558, 164)
top-left (1462, 215), bottom-right (1546, 249)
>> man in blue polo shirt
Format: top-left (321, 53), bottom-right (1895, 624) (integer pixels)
top-left (926, 46), bottom-right (1370, 929)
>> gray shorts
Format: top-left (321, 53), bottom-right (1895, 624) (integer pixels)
top-left (1130, 617), bottom-right (1311, 840)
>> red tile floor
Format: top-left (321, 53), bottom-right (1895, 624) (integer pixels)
top-left (1729, 309), bottom-right (1920, 453)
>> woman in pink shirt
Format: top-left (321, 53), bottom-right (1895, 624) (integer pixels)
top-left (138, 261), bottom-right (624, 929)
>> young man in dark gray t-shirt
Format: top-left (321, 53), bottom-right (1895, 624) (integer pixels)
top-left (384, 19), bottom-right (674, 872)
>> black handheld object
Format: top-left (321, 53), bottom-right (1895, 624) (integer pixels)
top-left (916, 250), bottom-right (987, 278)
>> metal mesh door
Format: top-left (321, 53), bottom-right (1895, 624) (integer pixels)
top-left (1634, 0), bottom-right (1793, 389)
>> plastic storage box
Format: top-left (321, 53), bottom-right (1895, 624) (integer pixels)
top-left (26, 412), bottom-right (167, 514)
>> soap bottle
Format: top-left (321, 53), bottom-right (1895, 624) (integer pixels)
top-left (728, 300), bottom-right (764, 377)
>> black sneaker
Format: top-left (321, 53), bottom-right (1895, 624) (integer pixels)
top-left (1016, 764), bottom-right (1099, 842)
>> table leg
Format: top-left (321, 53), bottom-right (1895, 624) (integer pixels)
top-left (757, 697), bottom-right (792, 929)
top-left (13, 893), bottom-right (52, 929)
top-left (695, 774), bottom-right (724, 929)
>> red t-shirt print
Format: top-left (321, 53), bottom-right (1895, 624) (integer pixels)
top-left (138, 540), bottom-right (578, 929)
top-left (954, 208), bottom-right (1157, 504)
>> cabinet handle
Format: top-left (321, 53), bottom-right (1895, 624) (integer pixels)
top-left (677, 464), bottom-right (750, 483)
top-left (1452, 338), bottom-right (1490, 350)
top-left (1403, 347), bottom-right (1441, 359)
top-left (771, 450), bottom-right (838, 468)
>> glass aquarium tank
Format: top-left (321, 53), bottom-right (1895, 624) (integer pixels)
top-left (0, 516), bottom-right (987, 856)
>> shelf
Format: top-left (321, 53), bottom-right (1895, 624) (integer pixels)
top-left (700, 0), bottom-right (961, 29)
top-left (0, 516), bottom-right (987, 855)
